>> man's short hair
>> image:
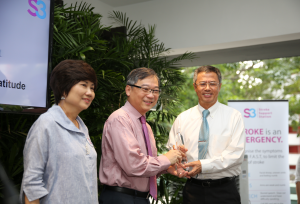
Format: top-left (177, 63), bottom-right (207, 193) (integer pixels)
top-left (193, 65), bottom-right (222, 84)
top-left (126, 67), bottom-right (160, 86)
top-left (50, 59), bottom-right (97, 104)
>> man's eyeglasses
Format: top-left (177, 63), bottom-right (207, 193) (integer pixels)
top-left (195, 81), bottom-right (219, 88)
top-left (128, 84), bottom-right (161, 95)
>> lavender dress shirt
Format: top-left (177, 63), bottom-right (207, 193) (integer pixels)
top-left (99, 101), bottom-right (170, 192)
top-left (20, 105), bottom-right (98, 204)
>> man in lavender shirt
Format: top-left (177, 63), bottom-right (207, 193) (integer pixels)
top-left (99, 68), bottom-right (186, 204)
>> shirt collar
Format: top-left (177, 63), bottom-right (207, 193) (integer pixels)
top-left (197, 101), bottom-right (219, 119)
top-left (122, 101), bottom-right (143, 120)
top-left (48, 105), bottom-right (85, 133)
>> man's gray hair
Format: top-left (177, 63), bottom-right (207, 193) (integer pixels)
top-left (126, 67), bottom-right (160, 85)
top-left (193, 65), bottom-right (222, 84)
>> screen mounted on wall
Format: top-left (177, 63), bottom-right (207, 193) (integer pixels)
top-left (0, 0), bottom-right (53, 114)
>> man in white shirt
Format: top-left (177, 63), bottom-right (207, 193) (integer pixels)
top-left (168, 66), bottom-right (245, 204)
top-left (295, 156), bottom-right (300, 204)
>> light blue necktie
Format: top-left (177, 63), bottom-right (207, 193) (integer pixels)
top-left (198, 109), bottom-right (210, 160)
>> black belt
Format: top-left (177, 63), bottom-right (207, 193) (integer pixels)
top-left (187, 177), bottom-right (236, 187)
top-left (104, 185), bottom-right (150, 199)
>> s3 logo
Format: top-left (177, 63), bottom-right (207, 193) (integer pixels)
top-left (244, 108), bottom-right (256, 118)
top-left (28, 0), bottom-right (46, 19)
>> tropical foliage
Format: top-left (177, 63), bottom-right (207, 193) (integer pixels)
top-left (0, 114), bottom-right (38, 199)
top-left (0, 2), bottom-right (195, 203)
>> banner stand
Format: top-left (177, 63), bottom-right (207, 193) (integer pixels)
top-left (228, 100), bottom-right (290, 204)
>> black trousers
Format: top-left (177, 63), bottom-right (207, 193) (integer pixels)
top-left (99, 187), bottom-right (150, 204)
top-left (183, 178), bottom-right (241, 204)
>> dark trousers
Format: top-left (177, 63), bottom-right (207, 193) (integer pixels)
top-left (183, 178), bottom-right (241, 204)
top-left (99, 186), bottom-right (150, 204)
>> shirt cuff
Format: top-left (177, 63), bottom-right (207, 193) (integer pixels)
top-left (200, 159), bottom-right (212, 173)
top-left (23, 186), bottom-right (48, 202)
top-left (157, 169), bottom-right (169, 178)
top-left (158, 155), bottom-right (171, 171)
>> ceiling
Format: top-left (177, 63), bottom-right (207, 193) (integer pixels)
top-left (170, 39), bottom-right (300, 67)
top-left (99, 0), bottom-right (153, 7)
top-left (97, 1), bottom-right (300, 66)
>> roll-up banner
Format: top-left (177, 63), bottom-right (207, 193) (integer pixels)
top-left (228, 100), bottom-right (290, 204)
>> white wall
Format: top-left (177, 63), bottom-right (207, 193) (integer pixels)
top-left (63, 0), bottom-right (113, 26)
top-left (114, 0), bottom-right (300, 50)
top-left (289, 133), bottom-right (300, 146)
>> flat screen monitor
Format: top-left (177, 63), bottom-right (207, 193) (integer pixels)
top-left (0, 0), bottom-right (53, 114)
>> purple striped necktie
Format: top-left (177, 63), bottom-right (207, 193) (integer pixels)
top-left (140, 115), bottom-right (157, 200)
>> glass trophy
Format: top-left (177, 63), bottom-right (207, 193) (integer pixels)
top-left (174, 132), bottom-right (187, 165)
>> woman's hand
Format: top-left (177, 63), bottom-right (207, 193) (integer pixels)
top-left (25, 194), bottom-right (40, 204)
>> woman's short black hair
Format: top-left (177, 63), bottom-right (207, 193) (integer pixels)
top-left (50, 60), bottom-right (97, 104)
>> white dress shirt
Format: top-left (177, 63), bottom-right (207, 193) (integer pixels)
top-left (168, 101), bottom-right (245, 180)
top-left (295, 156), bottom-right (300, 183)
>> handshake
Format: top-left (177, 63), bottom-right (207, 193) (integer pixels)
top-left (163, 145), bottom-right (202, 178)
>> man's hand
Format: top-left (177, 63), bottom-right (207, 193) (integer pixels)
top-left (184, 161), bottom-right (202, 177)
top-left (175, 145), bottom-right (188, 163)
top-left (167, 165), bottom-right (190, 178)
top-left (176, 145), bottom-right (188, 153)
top-left (164, 149), bottom-right (183, 165)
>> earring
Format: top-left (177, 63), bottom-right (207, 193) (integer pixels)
top-left (61, 96), bottom-right (65, 100)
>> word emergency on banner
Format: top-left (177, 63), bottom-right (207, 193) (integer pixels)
top-left (228, 100), bottom-right (290, 204)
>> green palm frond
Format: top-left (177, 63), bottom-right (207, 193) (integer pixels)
top-left (109, 11), bottom-right (143, 39)
top-left (52, 2), bottom-right (110, 64)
